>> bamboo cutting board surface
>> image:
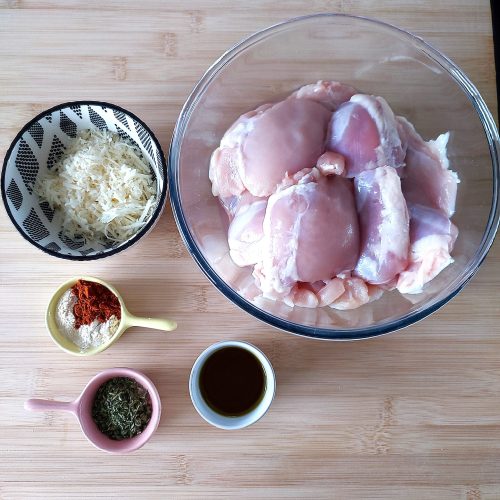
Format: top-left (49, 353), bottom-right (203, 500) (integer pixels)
top-left (0, 1), bottom-right (499, 499)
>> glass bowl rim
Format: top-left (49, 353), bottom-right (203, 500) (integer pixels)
top-left (168, 12), bottom-right (500, 341)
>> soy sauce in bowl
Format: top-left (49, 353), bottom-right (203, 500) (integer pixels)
top-left (199, 346), bottom-right (265, 416)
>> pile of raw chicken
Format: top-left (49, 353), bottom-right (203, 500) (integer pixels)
top-left (209, 81), bottom-right (459, 310)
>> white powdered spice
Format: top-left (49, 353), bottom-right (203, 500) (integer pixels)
top-left (55, 289), bottom-right (119, 352)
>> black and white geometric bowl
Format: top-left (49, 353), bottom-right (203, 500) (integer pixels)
top-left (1, 101), bottom-right (167, 260)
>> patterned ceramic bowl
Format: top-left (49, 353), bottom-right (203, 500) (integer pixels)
top-left (1, 101), bottom-right (167, 260)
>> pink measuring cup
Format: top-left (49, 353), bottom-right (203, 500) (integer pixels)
top-left (25, 367), bottom-right (161, 454)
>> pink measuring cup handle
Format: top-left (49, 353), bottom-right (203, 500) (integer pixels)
top-left (25, 399), bottom-right (77, 413)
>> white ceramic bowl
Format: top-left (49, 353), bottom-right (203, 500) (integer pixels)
top-left (189, 341), bottom-right (276, 429)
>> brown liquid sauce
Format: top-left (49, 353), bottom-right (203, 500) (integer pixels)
top-left (199, 347), bottom-right (265, 416)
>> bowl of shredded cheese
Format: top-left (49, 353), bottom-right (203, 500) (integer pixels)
top-left (1, 101), bottom-right (167, 259)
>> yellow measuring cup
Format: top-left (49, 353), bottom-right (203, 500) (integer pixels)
top-left (46, 276), bottom-right (177, 356)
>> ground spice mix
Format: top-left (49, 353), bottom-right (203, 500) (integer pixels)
top-left (72, 279), bottom-right (121, 328)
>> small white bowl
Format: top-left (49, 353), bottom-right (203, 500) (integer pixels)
top-left (189, 340), bottom-right (276, 430)
top-left (1, 100), bottom-right (167, 260)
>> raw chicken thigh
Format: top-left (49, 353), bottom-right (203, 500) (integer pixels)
top-left (327, 95), bottom-right (406, 178)
top-left (254, 168), bottom-right (359, 299)
top-left (397, 204), bottom-right (458, 294)
top-left (354, 166), bottom-right (409, 285)
top-left (397, 117), bottom-right (460, 293)
top-left (399, 117), bottom-right (458, 217)
top-left (209, 98), bottom-right (331, 198)
top-left (208, 81), bottom-right (459, 310)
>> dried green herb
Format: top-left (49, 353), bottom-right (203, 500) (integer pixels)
top-left (92, 377), bottom-right (152, 440)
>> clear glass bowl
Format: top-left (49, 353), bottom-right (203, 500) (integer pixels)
top-left (169, 13), bottom-right (500, 340)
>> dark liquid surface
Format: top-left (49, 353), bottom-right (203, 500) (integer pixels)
top-left (199, 347), bottom-right (265, 416)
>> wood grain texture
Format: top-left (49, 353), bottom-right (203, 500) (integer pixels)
top-left (0, 1), bottom-right (498, 499)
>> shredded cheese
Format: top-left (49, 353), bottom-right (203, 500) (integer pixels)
top-left (35, 128), bottom-right (157, 244)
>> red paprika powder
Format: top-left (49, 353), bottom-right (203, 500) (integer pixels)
top-left (71, 279), bottom-right (121, 328)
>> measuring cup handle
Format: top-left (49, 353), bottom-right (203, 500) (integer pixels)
top-left (25, 399), bottom-right (76, 414)
top-left (125, 314), bottom-right (177, 332)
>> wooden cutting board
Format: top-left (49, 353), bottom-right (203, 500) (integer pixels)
top-left (0, 1), bottom-right (498, 498)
